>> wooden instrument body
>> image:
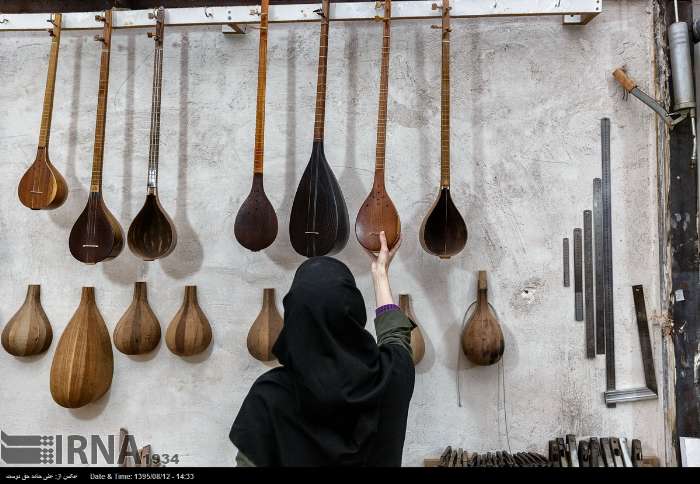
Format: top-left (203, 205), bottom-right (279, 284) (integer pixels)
top-left (18, 148), bottom-right (68, 210)
top-left (128, 192), bottom-right (177, 261)
top-left (17, 13), bottom-right (68, 211)
top-left (50, 287), bottom-right (113, 408)
top-left (165, 286), bottom-right (212, 357)
top-left (398, 294), bottom-right (425, 365)
top-left (419, 0), bottom-right (467, 259)
top-left (420, 187), bottom-right (467, 258)
top-left (290, 142), bottom-right (349, 257)
top-left (69, 192), bottom-right (124, 264)
top-left (234, 0), bottom-right (278, 252)
top-left (461, 271), bottom-right (504, 366)
top-left (128, 8), bottom-right (176, 262)
top-left (355, 0), bottom-right (401, 252)
top-left (247, 288), bottom-right (283, 362)
top-left (113, 282), bottom-right (161, 355)
top-left (1, 285), bottom-right (53, 357)
top-left (69, 10), bottom-right (123, 264)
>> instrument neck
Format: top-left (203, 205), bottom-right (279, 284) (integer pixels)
top-left (91, 12), bottom-right (112, 193)
top-left (477, 271), bottom-right (488, 306)
top-left (253, 0), bottom-right (270, 175)
top-left (38, 15), bottom-right (62, 148)
top-left (147, 44), bottom-right (164, 189)
top-left (375, 0), bottom-right (391, 175)
top-left (440, 4), bottom-right (451, 188)
top-left (313, 0), bottom-right (331, 142)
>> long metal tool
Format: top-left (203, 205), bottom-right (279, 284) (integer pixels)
top-left (583, 211), bottom-right (595, 357)
top-left (601, 118), bottom-right (616, 408)
top-left (603, 285), bottom-right (658, 404)
top-left (563, 237), bottom-right (570, 287)
top-left (573, 228), bottom-right (583, 321)
top-left (593, 178), bottom-right (605, 354)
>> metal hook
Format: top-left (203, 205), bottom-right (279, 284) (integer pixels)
top-left (314, 8), bottom-right (325, 19)
top-left (203, 6), bottom-right (213, 18)
top-left (0, 17), bottom-right (8, 25)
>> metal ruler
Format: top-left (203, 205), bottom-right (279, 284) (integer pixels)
top-left (593, 178), bottom-right (605, 354)
top-left (573, 228), bottom-right (583, 321)
top-left (583, 210), bottom-right (595, 357)
top-left (601, 118), bottom-right (616, 407)
top-left (563, 237), bottom-right (570, 287)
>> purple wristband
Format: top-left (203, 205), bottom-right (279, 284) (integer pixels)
top-left (376, 304), bottom-right (400, 317)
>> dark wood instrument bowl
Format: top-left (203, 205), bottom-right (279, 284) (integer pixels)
top-left (18, 149), bottom-right (68, 210)
top-left (355, 185), bottom-right (401, 252)
top-left (420, 187), bottom-right (467, 259)
top-left (234, 173), bottom-right (278, 252)
top-left (69, 193), bottom-right (124, 264)
top-left (289, 142), bottom-right (349, 257)
top-left (128, 193), bottom-right (177, 261)
top-left (461, 272), bottom-right (504, 366)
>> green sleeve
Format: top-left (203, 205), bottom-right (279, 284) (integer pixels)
top-left (236, 451), bottom-right (255, 467)
top-left (374, 310), bottom-right (414, 356)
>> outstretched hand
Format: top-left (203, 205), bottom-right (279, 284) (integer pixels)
top-left (364, 231), bottom-right (401, 277)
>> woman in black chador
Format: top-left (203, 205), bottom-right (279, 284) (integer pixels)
top-left (230, 232), bottom-right (415, 466)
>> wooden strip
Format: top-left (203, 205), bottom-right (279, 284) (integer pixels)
top-left (252, 0), bottom-right (269, 174)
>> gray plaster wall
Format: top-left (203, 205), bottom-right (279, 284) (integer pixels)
top-left (0, 0), bottom-right (666, 466)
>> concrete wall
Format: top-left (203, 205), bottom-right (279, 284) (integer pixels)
top-left (0, 1), bottom-right (666, 466)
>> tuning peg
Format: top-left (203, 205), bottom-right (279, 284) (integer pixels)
top-left (313, 7), bottom-right (325, 18)
top-left (95, 14), bottom-right (106, 22)
top-left (147, 32), bottom-right (154, 38)
top-left (94, 35), bottom-right (105, 42)
top-left (47, 17), bottom-right (56, 26)
top-left (48, 29), bottom-right (55, 37)
top-left (432, 3), bottom-right (441, 10)
top-left (148, 12), bottom-right (155, 20)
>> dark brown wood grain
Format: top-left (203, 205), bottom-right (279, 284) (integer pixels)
top-left (68, 10), bottom-right (124, 264)
top-left (461, 271), bottom-right (504, 366)
top-left (165, 286), bottom-right (212, 357)
top-left (419, 0), bottom-right (467, 259)
top-left (128, 8), bottom-right (177, 261)
top-left (234, 0), bottom-right (278, 252)
top-left (50, 287), bottom-right (114, 408)
top-left (355, 0), bottom-right (401, 252)
top-left (113, 282), bottom-right (161, 355)
top-left (289, 0), bottom-right (349, 257)
top-left (1, 285), bottom-right (53, 357)
top-left (18, 14), bottom-right (68, 211)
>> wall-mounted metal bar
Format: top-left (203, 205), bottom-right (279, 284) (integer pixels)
top-left (0, 0), bottom-right (601, 32)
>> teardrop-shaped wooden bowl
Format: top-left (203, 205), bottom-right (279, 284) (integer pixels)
top-left (419, 187), bottom-right (467, 259)
top-left (50, 287), bottom-right (114, 408)
top-left (113, 282), bottom-right (161, 355)
top-left (461, 271), bottom-right (504, 366)
top-left (128, 193), bottom-right (177, 261)
top-left (247, 288), bottom-right (283, 362)
top-left (18, 148), bottom-right (69, 210)
top-left (398, 294), bottom-right (425, 365)
top-left (165, 286), bottom-right (212, 357)
top-left (234, 174), bottom-right (278, 252)
top-left (1, 285), bottom-right (53, 357)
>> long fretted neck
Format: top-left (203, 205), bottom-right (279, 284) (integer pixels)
top-left (374, 0), bottom-right (391, 183)
top-left (253, 0), bottom-right (270, 174)
top-left (38, 14), bottom-right (62, 148)
top-left (439, 1), bottom-right (451, 188)
top-left (147, 15), bottom-right (165, 191)
top-left (313, 0), bottom-right (331, 142)
top-left (90, 11), bottom-right (113, 193)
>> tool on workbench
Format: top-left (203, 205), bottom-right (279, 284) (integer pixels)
top-left (610, 437), bottom-right (624, 467)
top-left (563, 237), bottom-right (570, 287)
top-left (600, 118), bottom-right (617, 408)
top-left (601, 437), bottom-right (615, 467)
top-left (573, 228), bottom-right (583, 321)
top-left (603, 285), bottom-right (658, 404)
top-left (583, 212), bottom-right (595, 357)
top-left (593, 178), bottom-right (605, 355)
top-left (566, 434), bottom-right (579, 467)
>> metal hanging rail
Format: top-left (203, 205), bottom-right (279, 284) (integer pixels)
top-left (0, 0), bottom-right (601, 32)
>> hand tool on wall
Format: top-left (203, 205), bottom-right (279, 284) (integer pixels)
top-left (573, 228), bottom-right (584, 321)
top-left (610, 437), bottom-right (625, 467)
top-left (583, 211), bottom-right (595, 357)
top-left (620, 437), bottom-right (634, 467)
top-left (589, 437), bottom-right (602, 467)
top-left (631, 439), bottom-right (643, 467)
top-left (563, 237), bottom-right (570, 287)
top-left (566, 434), bottom-right (579, 467)
top-left (593, 178), bottom-right (605, 354)
top-left (578, 440), bottom-right (591, 467)
top-left (603, 285), bottom-right (658, 404)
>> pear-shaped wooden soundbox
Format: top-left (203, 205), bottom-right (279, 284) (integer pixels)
top-left (398, 294), bottom-right (425, 365)
top-left (1, 285), bottom-right (53, 357)
top-left (461, 271), bottom-right (504, 366)
top-left (165, 286), bottom-right (212, 356)
top-left (247, 288), bottom-right (283, 362)
top-left (50, 287), bottom-right (114, 408)
top-left (113, 282), bottom-right (161, 355)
